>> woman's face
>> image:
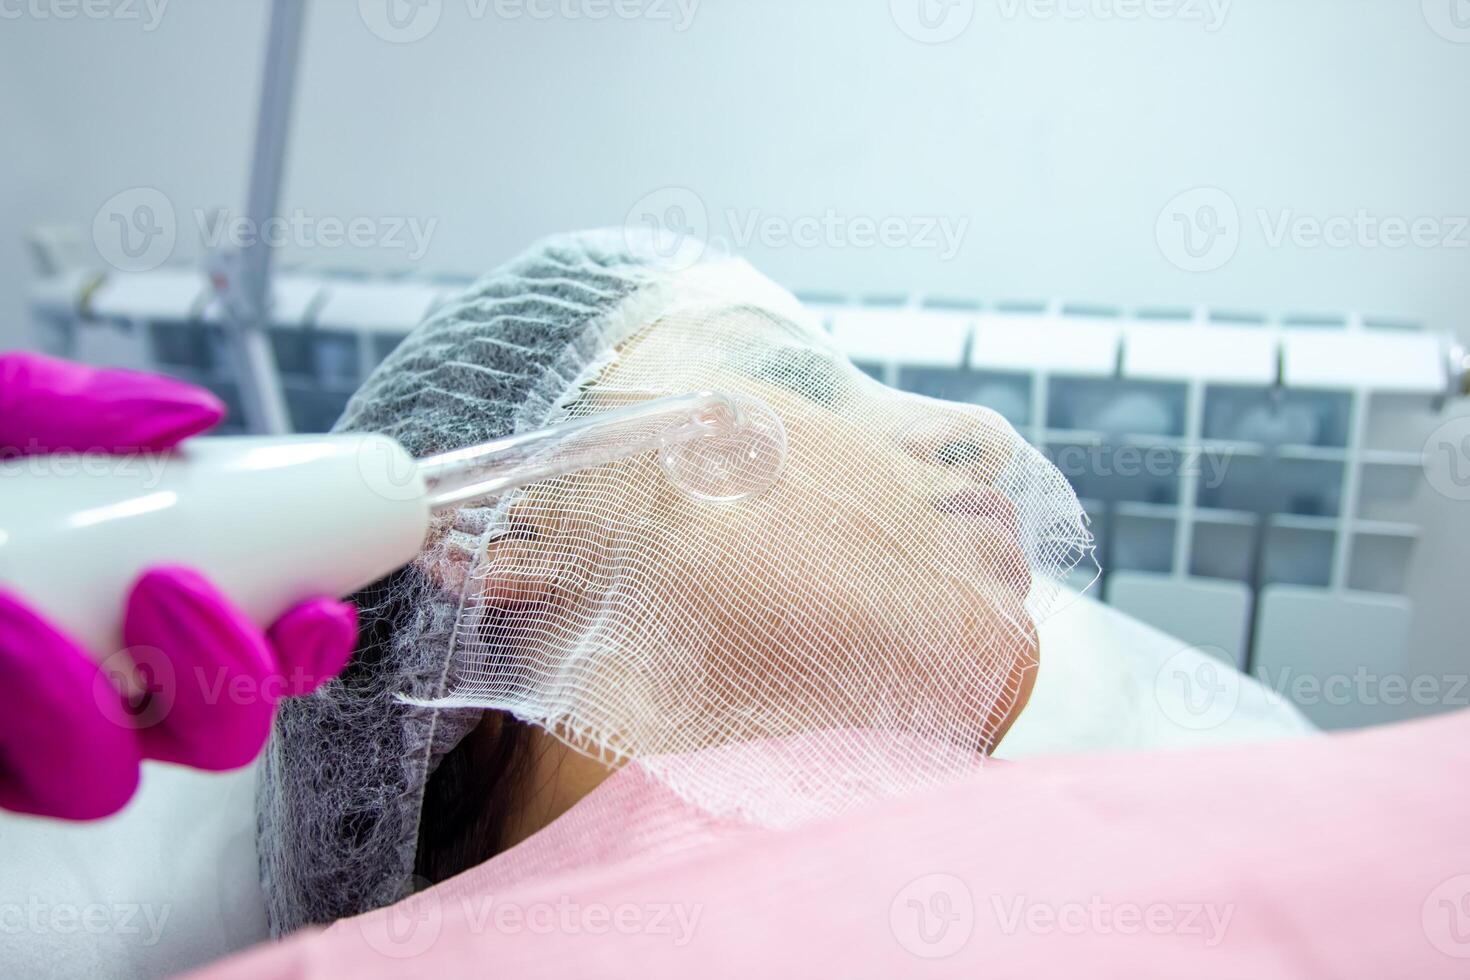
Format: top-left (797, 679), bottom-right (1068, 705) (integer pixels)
top-left (470, 301), bottom-right (1062, 764)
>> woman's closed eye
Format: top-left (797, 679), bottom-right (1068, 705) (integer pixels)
top-left (746, 347), bottom-right (847, 407)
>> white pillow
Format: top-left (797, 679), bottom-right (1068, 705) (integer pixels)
top-left (1000, 591), bottom-right (1316, 759)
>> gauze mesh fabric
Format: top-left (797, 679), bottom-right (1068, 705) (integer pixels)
top-left (413, 258), bottom-right (1092, 827)
top-left (256, 228), bottom-right (1092, 937)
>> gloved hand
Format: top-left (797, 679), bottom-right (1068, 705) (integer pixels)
top-left (0, 352), bottom-right (356, 821)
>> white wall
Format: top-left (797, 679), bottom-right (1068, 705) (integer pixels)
top-left (2, 0), bottom-right (1467, 708)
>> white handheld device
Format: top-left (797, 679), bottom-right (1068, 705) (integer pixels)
top-left (0, 391), bottom-right (785, 660)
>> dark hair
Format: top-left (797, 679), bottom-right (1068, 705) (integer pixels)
top-left (413, 710), bottom-right (538, 885)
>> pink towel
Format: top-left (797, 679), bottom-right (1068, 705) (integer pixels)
top-left (195, 708), bottom-right (1470, 978)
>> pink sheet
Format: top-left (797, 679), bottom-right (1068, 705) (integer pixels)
top-left (196, 709), bottom-right (1470, 978)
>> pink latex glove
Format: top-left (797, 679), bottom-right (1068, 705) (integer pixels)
top-left (0, 352), bottom-right (357, 821)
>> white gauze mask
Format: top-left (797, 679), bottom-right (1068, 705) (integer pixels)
top-left (410, 260), bottom-right (1093, 826)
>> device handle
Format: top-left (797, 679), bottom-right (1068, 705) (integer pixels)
top-left (0, 434), bottom-right (431, 661)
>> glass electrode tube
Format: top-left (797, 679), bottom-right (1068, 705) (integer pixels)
top-left (417, 390), bottom-right (787, 510)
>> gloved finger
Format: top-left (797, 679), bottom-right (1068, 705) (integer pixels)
top-left (0, 591), bottom-right (142, 820)
top-left (0, 351), bottom-right (224, 457)
top-left (123, 566), bottom-right (277, 772)
top-left (266, 597), bottom-right (357, 698)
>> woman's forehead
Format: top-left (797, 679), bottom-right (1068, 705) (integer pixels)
top-left (618, 302), bottom-right (842, 375)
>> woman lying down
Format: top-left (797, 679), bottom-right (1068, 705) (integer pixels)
top-left (224, 232), bottom-right (1470, 978)
top-left (258, 229), bottom-right (1092, 933)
